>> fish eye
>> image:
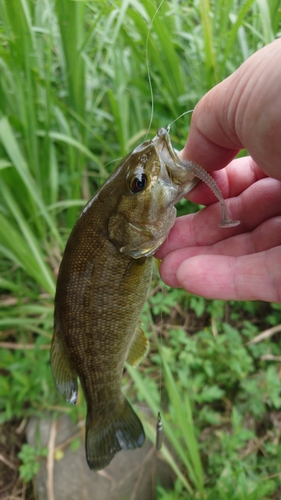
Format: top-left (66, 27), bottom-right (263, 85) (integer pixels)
top-left (130, 173), bottom-right (147, 193)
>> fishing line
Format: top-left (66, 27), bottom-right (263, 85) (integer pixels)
top-left (156, 410), bottom-right (163, 450)
top-left (145, 0), bottom-right (194, 136)
top-left (145, 0), bottom-right (166, 139)
top-left (154, 110), bottom-right (193, 448)
top-left (146, 1), bottom-right (194, 450)
top-left (167, 108), bottom-right (194, 130)
top-left (145, 0), bottom-right (167, 449)
top-left (156, 284), bottom-right (164, 450)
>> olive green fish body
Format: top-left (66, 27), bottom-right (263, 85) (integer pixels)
top-left (51, 128), bottom-right (200, 470)
top-left (52, 176), bottom-right (154, 469)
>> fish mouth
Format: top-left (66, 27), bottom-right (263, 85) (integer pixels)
top-left (152, 127), bottom-right (199, 201)
top-left (152, 128), bottom-right (181, 172)
top-left (150, 127), bottom-right (182, 190)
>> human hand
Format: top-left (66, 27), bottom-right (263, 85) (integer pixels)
top-left (156, 39), bottom-right (281, 303)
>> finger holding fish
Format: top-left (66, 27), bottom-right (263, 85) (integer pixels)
top-left (160, 247), bottom-right (281, 302)
top-left (157, 214), bottom-right (281, 288)
top-left (156, 170), bottom-right (281, 261)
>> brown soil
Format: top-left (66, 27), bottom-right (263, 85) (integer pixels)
top-left (0, 419), bottom-right (34, 500)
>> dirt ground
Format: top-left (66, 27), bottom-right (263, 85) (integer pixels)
top-left (0, 419), bottom-right (34, 500)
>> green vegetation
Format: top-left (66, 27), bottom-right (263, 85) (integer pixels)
top-left (0, 0), bottom-right (281, 498)
top-left (130, 290), bottom-right (281, 498)
top-left (18, 444), bottom-right (48, 483)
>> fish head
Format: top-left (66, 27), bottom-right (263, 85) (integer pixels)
top-left (107, 128), bottom-right (198, 258)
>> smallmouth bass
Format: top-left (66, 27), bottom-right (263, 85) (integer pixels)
top-left (51, 128), bottom-right (239, 471)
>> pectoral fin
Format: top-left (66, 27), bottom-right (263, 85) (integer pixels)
top-left (50, 329), bottom-right (78, 405)
top-left (126, 326), bottom-right (149, 367)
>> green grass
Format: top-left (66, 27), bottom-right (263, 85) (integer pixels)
top-left (0, 0), bottom-right (281, 497)
top-left (130, 286), bottom-right (281, 499)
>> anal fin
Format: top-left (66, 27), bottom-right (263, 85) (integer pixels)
top-left (50, 328), bottom-right (78, 405)
top-left (126, 326), bottom-right (149, 367)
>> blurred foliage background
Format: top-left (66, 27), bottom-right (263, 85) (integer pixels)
top-left (0, 0), bottom-right (281, 498)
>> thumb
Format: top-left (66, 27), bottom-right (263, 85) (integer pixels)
top-left (182, 38), bottom-right (281, 180)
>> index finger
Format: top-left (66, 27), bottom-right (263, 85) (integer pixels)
top-left (156, 175), bottom-right (281, 259)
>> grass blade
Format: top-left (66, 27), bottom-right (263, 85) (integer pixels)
top-left (0, 182), bottom-right (55, 295)
top-left (0, 117), bottom-right (62, 247)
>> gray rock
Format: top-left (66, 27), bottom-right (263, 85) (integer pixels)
top-left (27, 415), bottom-right (174, 500)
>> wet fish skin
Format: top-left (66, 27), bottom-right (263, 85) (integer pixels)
top-left (51, 127), bottom-right (240, 470)
top-left (51, 129), bottom-right (199, 471)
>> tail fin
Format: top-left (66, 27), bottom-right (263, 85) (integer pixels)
top-left (86, 397), bottom-right (145, 471)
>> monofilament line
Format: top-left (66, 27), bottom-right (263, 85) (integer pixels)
top-left (155, 263), bottom-right (165, 450)
top-left (156, 411), bottom-right (163, 450)
top-left (145, 0), bottom-right (166, 450)
top-left (145, 0), bottom-right (166, 139)
top-left (156, 324), bottom-right (164, 450)
top-left (167, 109), bottom-right (194, 130)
